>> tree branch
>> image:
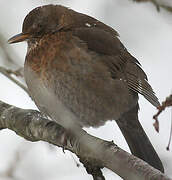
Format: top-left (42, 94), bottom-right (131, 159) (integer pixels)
top-left (0, 66), bottom-right (28, 94)
top-left (0, 100), bottom-right (171, 180)
top-left (131, 0), bottom-right (172, 12)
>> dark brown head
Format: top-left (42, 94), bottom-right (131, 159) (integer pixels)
top-left (8, 4), bottom-right (118, 44)
top-left (8, 5), bottom-right (76, 43)
top-left (22, 5), bottom-right (71, 35)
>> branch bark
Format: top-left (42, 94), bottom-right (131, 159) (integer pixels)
top-left (0, 100), bottom-right (171, 180)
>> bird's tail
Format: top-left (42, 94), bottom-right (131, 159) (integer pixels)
top-left (116, 104), bottom-right (164, 172)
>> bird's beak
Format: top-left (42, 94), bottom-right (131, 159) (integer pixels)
top-left (8, 33), bottom-right (31, 44)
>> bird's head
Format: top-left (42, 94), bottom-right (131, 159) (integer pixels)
top-left (8, 4), bottom-right (118, 44)
top-left (8, 5), bottom-right (74, 44)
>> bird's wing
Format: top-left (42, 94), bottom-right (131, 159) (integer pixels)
top-left (72, 27), bottom-right (160, 107)
top-left (125, 57), bottom-right (160, 107)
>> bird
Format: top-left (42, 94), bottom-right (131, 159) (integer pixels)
top-left (8, 4), bottom-right (164, 172)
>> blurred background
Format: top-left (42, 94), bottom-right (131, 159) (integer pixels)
top-left (0, 0), bottom-right (172, 179)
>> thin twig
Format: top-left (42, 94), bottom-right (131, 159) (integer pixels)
top-left (166, 104), bottom-right (172, 151)
top-left (153, 94), bottom-right (172, 150)
top-left (132, 0), bottom-right (172, 12)
top-left (0, 32), bottom-right (21, 68)
top-left (0, 66), bottom-right (28, 94)
top-left (6, 67), bottom-right (24, 77)
top-left (153, 94), bottom-right (172, 132)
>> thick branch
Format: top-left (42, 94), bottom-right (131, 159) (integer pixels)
top-left (0, 100), bottom-right (171, 180)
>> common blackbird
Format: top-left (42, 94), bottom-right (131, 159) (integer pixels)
top-left (8, 5), bottom-right (164, 172)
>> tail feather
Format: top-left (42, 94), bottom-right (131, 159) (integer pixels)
top-left (116, 104), bottom-right (164, 172)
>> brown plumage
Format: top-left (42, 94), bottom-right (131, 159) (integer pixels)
top-left (8, 5), bottom-right (164, 172)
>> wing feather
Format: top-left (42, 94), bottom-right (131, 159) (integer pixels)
top-left (72, 27), bottom-right (160, 107)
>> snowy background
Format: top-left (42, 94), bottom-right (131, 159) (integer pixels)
top-left (0, 0), bottom-right (172, 179)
